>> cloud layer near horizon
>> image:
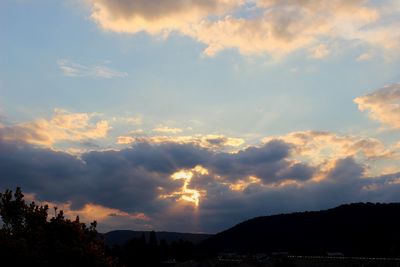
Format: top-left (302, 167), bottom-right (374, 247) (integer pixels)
top-left (1, 128), bottom-right (400, 233)
top-left (88, 0), bottom-right (400, 57)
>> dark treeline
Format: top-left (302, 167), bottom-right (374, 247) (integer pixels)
top-left (0, 187), bottom-right (198, 267)
top-left (104, 230), bottom-right (211, 248)
top-left (0, 187), bottom-right (114, 266)
top-left (107, 232), bottom-right (197, 266)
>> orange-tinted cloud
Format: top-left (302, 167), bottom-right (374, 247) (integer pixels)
top-left (0, 109), bottom-right (110, 147)
top-left (263, 130), bottom-right (393, 162)
top-left (24, 195), bottom-right (151, 231)
top-left (89, 0), bottom-right (243, 34)
top-left (86, 0), bottom-right (400, 57)
top-left (354, 83), bottom-right (400, 129)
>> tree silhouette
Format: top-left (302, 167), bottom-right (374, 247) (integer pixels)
top-left (149, 230), bottom-right (158, 249)
top-left (0, 187), bottom-right (114, 267)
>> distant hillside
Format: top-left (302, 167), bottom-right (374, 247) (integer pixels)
top-left (200, 203), bottom-right (400, 257)
top-left (104, 230), bottom-right (212, 247)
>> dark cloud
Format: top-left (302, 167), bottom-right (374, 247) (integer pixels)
top-left (1, 136), bottom-right (400, 233)
top-left (0, 140), bottom-right (178, 213)
top-left (0, 140), bottom-right (86, 203)
top-left (326, 157), bottom-right (365, 182)
top-left (90, 0), bottom-right (231, 20)
top-left (209, 140), bottom-right (314, 183)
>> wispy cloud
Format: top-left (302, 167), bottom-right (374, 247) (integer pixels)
top-left (116, 134), bottom-right (245, 149)
top-left (57, 59), bottom-right (128, 78)
top-left (356, 52), bottom-right (374, 61)
top-left (112, 115), bottom-right (143, 125)
top-left (309, 44), bottom-right (331, 59)
top-left (153, 126), bottom-right (183, 134)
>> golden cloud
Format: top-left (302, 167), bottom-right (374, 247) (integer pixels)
top-left (85, 0), bottom-right (400, 57)
top-left (187, 0), bottom-right (379, 57)
top-left (262, 130), bottom-right (398, 180)
top-left (0, 109), bottom-right (110, 147)
top-left (263, 131), bottom-right (393, 162)
top-left (354, 83), bottom-right (400, 129)
top-left (23, 193), bottom-right (150, 226)
top-left (89, 0), bottom-right (243, 34)
top-left (117, 135), bottom-right (136, 145)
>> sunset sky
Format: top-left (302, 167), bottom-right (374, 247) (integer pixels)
top-left (1, 0), bottom-right (400, 233)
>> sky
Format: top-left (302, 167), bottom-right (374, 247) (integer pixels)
top-left (1, 0), bottom-right (400, 233)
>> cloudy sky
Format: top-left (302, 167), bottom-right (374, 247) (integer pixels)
top-left (1, 0), bottom-right (400, 233)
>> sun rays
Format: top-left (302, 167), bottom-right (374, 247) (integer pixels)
top-left (160, 166), bottom-right (208, 207)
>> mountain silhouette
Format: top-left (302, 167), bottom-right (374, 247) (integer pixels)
top-left (200, 203), bottom-right (400, 257)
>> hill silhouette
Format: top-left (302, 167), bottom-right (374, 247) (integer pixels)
top-left (200, 203), bottom-right (400, 257)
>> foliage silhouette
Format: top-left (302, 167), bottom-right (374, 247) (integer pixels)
top-left (0, 187), bottom-right (114, 267)
top-left (108, 234), bottom-right (197, 267)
